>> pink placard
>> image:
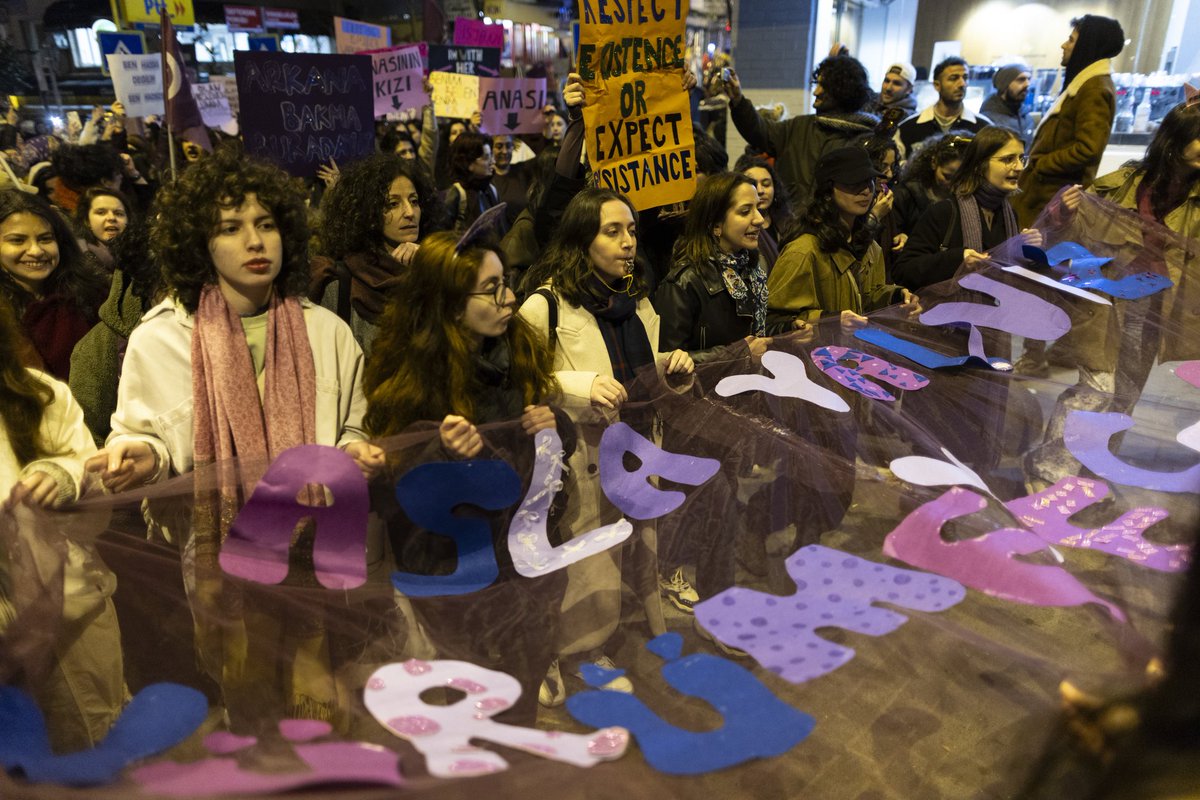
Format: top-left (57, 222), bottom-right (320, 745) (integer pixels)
top-left (370, 43), bottom-right (429, 118)
top-left (455, 17), bottom-right (505, 50)
top-left (478, 78), bottom-right (547, 134)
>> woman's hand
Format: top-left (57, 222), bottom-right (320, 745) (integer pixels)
top-left (745, 335), bottom-right (772, 360)
top-left (85, 440), bottom-right (158, 493)
top-left (790, 318), bottom-right (815, 344)
top-left (722, 68), bottom-right (743, 104)
top-left (1060, 184), bottom-right (1084, 213)
top-left (590, 375), bottom-right (628, 410)
top-left (563, 73), bottom-right (585, 109)
top-left (664, 349), bottom-right (694, 375)
top-left (521, 405), bottom-right (557, 435)
top-left (389, 241), bottom-right (420, 265)
top-left (900, 288), bottom-right (922, 319)
top-left (682, 69), bottom-right (697, 91)
top-left (3, 472), bottom-right (62, 512)
top-left (872, 188), bottom-right (894, 220)
top-left (343, 441), bottom-right (386, 479)
top-left (439, 415), bottom-right (483, 459)
top-left (469, 110), bottom-right (483, 132)
top-left (316, 159), bottom-right (340, 189)
top-left (840, 310), bottom-right (868, 333)
top-left (1021, 228), bottom-right (1044, 249)
top-left (892, 232), bottom-right (908, 252)
top-left (963, 249), bottom-right (990, 270)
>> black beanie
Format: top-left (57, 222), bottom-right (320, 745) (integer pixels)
top-left (1063, 15), bottom-right (1125, 89)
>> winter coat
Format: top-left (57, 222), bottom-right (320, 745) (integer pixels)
top-left (767, 233), bottom-right (898, 325)
top-left (895, 105), bottom-right (993, 162)
top-left (980, 92), bottom-right (1034, 148)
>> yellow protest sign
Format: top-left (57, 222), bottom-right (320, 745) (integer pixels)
top-left (120, 0), bottom-right (194, 27)
top-left (578, 0), bottom-right (695, 210)
top-left (430, 71), bottom-right (480, 119)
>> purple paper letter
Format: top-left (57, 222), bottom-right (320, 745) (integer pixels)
top-left (1064, 411), bottom-right (1200, 494)
top-left (920, 272), bottom-right (1072, 339)
top-left (810, 346), bottom-right (929, 401)
top-left (598, 422), bottom-right (721, 520)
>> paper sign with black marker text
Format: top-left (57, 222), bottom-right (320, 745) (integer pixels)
top-left (369, 43), bottom-right (429, 119)
top-left (479, 78), bottom-right (547, 134)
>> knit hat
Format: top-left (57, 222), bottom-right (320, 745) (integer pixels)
top-left (887, 62), bottom-right (916, 85)
top-left (993, 63), bottom-right (1031, 92)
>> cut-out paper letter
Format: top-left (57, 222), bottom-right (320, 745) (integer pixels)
top-left (566, 633), bottom-right (815, 775)
top-left (854, 327), bottom-right (1012, 371)
top-left (598, 422), bottom-right (721, 519)
top-left (920, 272), bottom-right (1072, 340)
top-left (508, 428), bottom-right (633, 576)
top-left (1002, 265), bottom-right (1111, 305)
top-left (364, 659), bottom-right (628, 777)
top-left (221, 444), bottom-right (370, 589)
top-left (1058, 264), bottom-right (1173, 300)
top-left (391, 460), bottom-right (522, 597)
top-left (1064, 411), bottom-right (1200, 494)
top-left (888, 449), bottom-right (993, 496)
top-left (1173, 362), bottom-right (1200, 453)
top-left (715, 350), bottom-right (850, 412)
top-left (132, 720), bottom-right (405, 796)
top-left (1005, 476), bottom-right (1186, 572)
top-left (1, 683), bottom-right (207, 786)
top-left (809, 346), bottom-right (929, 402)
top-left (882, 486), bottom-right (1126, 620)
top-left (694, 545), bottom-right (965, 684)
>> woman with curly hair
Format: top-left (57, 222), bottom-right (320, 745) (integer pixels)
top-left (519, 187), bottom-right (692, 706)
top-left (735, 154), bottom-right (794, 271)
top-left (443, 131), bottom-right (506, 235)
top-left (92, 144), bottom-right (384, 725)
top-left (895, 126), bottom-right (1042, 291)
top-left (365, 230), bottom-right (564, 722)
top-left (310, 153), bottom-right (445, 352)
top-left (0, 190), bottom-right (106, 380)
top-left (768, 146), bottom-right (919, 330)
top-left (0, 294), bottom-right (125, 752)
top-left (73, 186), bottom-right (132, 272)
top-left (890, 132), bottom-right (970, 237)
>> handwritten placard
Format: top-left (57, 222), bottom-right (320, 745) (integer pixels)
top-left (369, 43), bottom-right (429, 119)
top-left (235, 51), bottom-right (375, 178)
top-left (193, 81), bottom-right (236, 133)
top-left (334, 15), bottom-right (391, 54)
top-left (454, 17), bottom-right (504, 50)
top-left (579, 0), bottom-right (696, 210)
top-left (478, 77), bottom-right (546, 134)
top-left (106, 53), bottom-right (164, 118)
top-left (430, 71), bottom-right (481, 119)
top-left (427, 44), bottom-right (501, 77)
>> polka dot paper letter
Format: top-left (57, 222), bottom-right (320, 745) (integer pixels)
top-left (364, 659), bottom-right (629, 777)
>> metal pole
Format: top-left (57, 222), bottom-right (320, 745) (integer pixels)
top-left (168, 124), bottom-right (177, 181)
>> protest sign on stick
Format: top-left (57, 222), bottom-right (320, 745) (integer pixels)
top-left (578, 0), bottom-right (696, 210)
top-left (107, 54), bottom-right (165, 118)
top-left (478, 78), bottom-right (546, 134)
top-left (430, 71), bottom-right (481, 119)
top-left (369, 43), bottom-right (429, 119)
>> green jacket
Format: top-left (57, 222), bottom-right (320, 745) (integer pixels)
top-left (766, 233), bottom-right (898, 329)
top-left (1091, 165), bottom-right (1200, 242)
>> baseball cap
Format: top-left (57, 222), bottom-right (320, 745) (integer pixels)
top-left (886, 62), bottom-right (917, 85)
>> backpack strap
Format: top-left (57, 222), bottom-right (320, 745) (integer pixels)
top-left (533, 287), bottom-right (557, 352)
top-left (450, 182), bottom-right (468, 228)
top-left (939, 201), bottom-right (960, 252)
top-left (335, 260), bottom-right (352, 324)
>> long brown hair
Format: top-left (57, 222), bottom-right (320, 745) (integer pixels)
top-left (952, 125), bottom-right (1023, 197)
top-left (0, 296), bottom-right (54, 466)
top-left (364, 232), bottom-right (558, 436)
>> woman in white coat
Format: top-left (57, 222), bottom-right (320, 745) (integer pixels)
top-left (518, 187), bottom-right (693, 706)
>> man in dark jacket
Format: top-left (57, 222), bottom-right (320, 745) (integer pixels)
top-left (980, 63), bottom-right (1034, 147)
top-left (724, 55), bottom-right (879, 206)
top-left (896, 57), bottom-right (992, 161)
top-left (871, 62), bottom-right (918, 118)
top-left (1012, 15), bottom-right (1123, 226)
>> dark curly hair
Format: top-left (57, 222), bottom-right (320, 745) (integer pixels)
top-left (951, 125), bottom-right (1022, 197)
top-left (318, 153), bottom-right (445, 260)
top-left (854, 133), bottom-right (901, 183)
top-left (735, 154), bottom-right (795, 234)
top-left (364, 232), bottom-right (558, 435)
top-left (49, 142), bottom-right (123, 192)
top-left (448, 131), bottom-right (490, 183)
top-left (673, 172), bottom-right (760, 269)
top-left (898, 132), bottom-right (973, 190)
top-left (792, 172), bottom-right (878, 257)
top-left (74, 186), bottom-right (133, 246)
top-left (521, 188), bottom-right (648, 306)
top-left (109, 215), bottom-right (161, 308)
top-left (932, 56), bottom-right (968, 83)
top-left (0, 191), bottom-right (106, 317)
top-left (149, 142), bottom-right (311, 314)
top-left (810, 54), bottom-right (872, 113)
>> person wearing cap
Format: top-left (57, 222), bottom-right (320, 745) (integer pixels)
top-left (873, 62), bottom-right (918, 118)
top-left (896, 57), bottom-right (993, 162)
top-left (981, 64), bottom-right (1034, 147)
top-left (766, 146), bottom-right (919, 332)
top-left (1012, 14), bottom-right (1124, 227)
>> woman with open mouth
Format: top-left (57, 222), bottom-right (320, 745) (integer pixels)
top-left (74, 186), bottom-right (132, 273)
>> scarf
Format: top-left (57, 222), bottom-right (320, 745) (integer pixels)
top-left (957, 187), bottom-right (1018, 252)
top-left (581, 274), bottom-right (654, 386)
top-left (189, 286), bottom-right (330, 723)
top-left (310, 250), bottom-right (402, 321)
top-left (716, 250), bottom-right (768, 337)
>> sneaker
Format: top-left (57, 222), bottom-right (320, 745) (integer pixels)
top-left (539, 659), bottom-right (566, 707)
top-left (574, 656), bottom-right (633, 693)
top-left (694, 617), bottom-right (749, 659)
top-left (659, 567), bottom-right (699, 612)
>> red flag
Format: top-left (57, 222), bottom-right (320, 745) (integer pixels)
top-left (161, 7), bottom-right (211, 150)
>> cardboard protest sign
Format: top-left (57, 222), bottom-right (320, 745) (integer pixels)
top-left (427, 44), bottom-right (501, 77)
top-left (478, 78), bottom-right (547, 134)
top-left (234, 51), bottom-right (375, 178)
top-left (430, 71), bottom-right (480, 119)
top-left (193, 81), bottom-right (236, 133)
top-left (209, 75), bottom-right (239, 118)
top-left (369, 43), bottom-right (429, 119)
top-left (578, 0), bottom-right (696, 210)
top-left (334, 16), bottom-right (391, 54)
top-left (454, 17), bottom-right (504, 49)
top-left (106, 53), bottom-right (164, 118)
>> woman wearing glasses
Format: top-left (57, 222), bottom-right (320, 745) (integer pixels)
top-left (518, 187), bottom-right (693, 706)
top-left (894, 126), bottom-right (1042, 291)
top-left (364, 230), bottom-right (565, 723)
top-left (767, 146), bottom-right (920, 331)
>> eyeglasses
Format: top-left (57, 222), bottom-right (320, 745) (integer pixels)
top-left (467, 278), bottom-right (511, 306)
top-left (991, 153), bottom-right (1028, 168)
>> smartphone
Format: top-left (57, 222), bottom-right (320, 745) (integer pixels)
top-left (721, 67), bottom-right (731, 83)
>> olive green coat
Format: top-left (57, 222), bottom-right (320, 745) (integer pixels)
top-left (766, 234), bottom-right (899, 330)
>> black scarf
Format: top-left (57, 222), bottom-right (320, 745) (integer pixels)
top-left (581, 275), bottom-right (654, 386)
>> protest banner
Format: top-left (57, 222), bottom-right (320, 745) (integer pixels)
top-left (369, 43), bottom-right (428, 119)
top-left (429, 71), bottom-right (480, 119)
top-left (578, 0), bottom-right (696, 210)
top-left (478, 77), bottom-right (546, 134)
top-left (427, 44), bottom-right (501, 77)
top-left (454, 17), bottom-right (504, 50)
top-left (106, 53), bottom-right (164, 118)
top-left (209, 74), bottom-right (239, 118)
top-left (334, 16), bottom-right (391, 54)
top-left (193, 81), bottom-right (236, 133)
top-left (234, 51), bottom-right (375, 178)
